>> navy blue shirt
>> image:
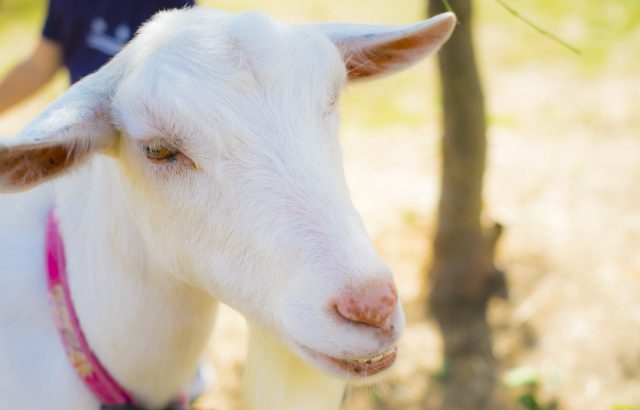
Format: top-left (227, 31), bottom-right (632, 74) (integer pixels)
top-left (43, 0), bottom-right (194, 83)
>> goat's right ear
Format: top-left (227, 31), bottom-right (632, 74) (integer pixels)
top-left (317, 12), bottom-right (456, 81)
top-left (0, 72), bottom-right (118, 193)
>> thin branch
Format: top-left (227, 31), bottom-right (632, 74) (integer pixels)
top-left (493, 0), bottom-right (581, 55)
top-left (439, 0), bottom-right (581, 55)
top-left (440, 0), bottom-right (453, 13)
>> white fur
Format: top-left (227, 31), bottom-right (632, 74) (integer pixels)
top-left (0, 7), bottom-right (455, 410)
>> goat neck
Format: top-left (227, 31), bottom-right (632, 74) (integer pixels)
top-left (54, 157), bottom-right (217, 409)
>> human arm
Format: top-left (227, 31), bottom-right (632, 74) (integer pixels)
top-left (0, 37), bottom-right (63, 115)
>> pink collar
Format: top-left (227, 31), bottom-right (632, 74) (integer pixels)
top-left (46, 210), bottom-right (190, 409)
top-left (46, 209), bottom-right (137, 407)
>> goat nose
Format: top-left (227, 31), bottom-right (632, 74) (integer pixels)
top-left (335, 281), bottom-right (398, 328)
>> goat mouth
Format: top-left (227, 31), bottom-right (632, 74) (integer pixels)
top-left (301, 345), bottom-right (397, 378)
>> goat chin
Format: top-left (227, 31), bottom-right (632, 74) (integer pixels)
top-left (244, 327), bottom-right (346, 410)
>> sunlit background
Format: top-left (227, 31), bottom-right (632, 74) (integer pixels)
top-left (1, 1), bottom-right (639, 409)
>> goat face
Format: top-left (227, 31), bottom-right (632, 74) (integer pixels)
top-left (0, 8), bottom-right (455, 378)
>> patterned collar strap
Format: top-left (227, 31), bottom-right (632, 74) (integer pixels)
top-left (46, 209), bottom-right (136, 407)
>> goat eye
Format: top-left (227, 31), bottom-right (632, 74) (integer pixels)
top-left (142, 139), bottom-right (178, 162)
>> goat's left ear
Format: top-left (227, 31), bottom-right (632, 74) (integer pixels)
top-left (0, 70), bottom-right (119, 193)
top-left (317, 12), bottom-right (456, 81)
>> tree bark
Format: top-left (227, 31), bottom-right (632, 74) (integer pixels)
top-left (430, 0), bottom-right (491, 308)
top-left (427, 1), bottom-right (506, 409)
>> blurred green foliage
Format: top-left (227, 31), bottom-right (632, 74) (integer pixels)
top-left (478, 0), bottom-right (640, 75)
top-left (0, 0), bottom-right (46, 70)
top-left (0, 0), bottom-right (44, 27)
top-left (0, 0), bottom-right (638, 128)
top-left (503, 366), bottom-right (541, 388)
top-left (503, 367), bottom-right (560, 410)
top-left (518, 393), bottom-right (556, 410)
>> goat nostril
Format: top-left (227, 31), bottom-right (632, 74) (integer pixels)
top-left (334, 281), bottom-right (398, 329)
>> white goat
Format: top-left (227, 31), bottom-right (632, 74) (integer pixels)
top-left (0, 7), bottom-right (454, 410)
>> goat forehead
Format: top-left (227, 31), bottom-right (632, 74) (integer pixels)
top-left (131, 8), bottom-right (344, 84)
top-left (114, 9), bottom-right (345, 148)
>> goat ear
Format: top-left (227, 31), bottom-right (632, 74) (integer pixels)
top-left (0, 71), bottom-right (118, 193)
top-left (318, 12), bottom-right (456, 81)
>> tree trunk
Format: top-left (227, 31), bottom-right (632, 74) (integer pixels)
top-left (427, 0), bottom-right (506, 409)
